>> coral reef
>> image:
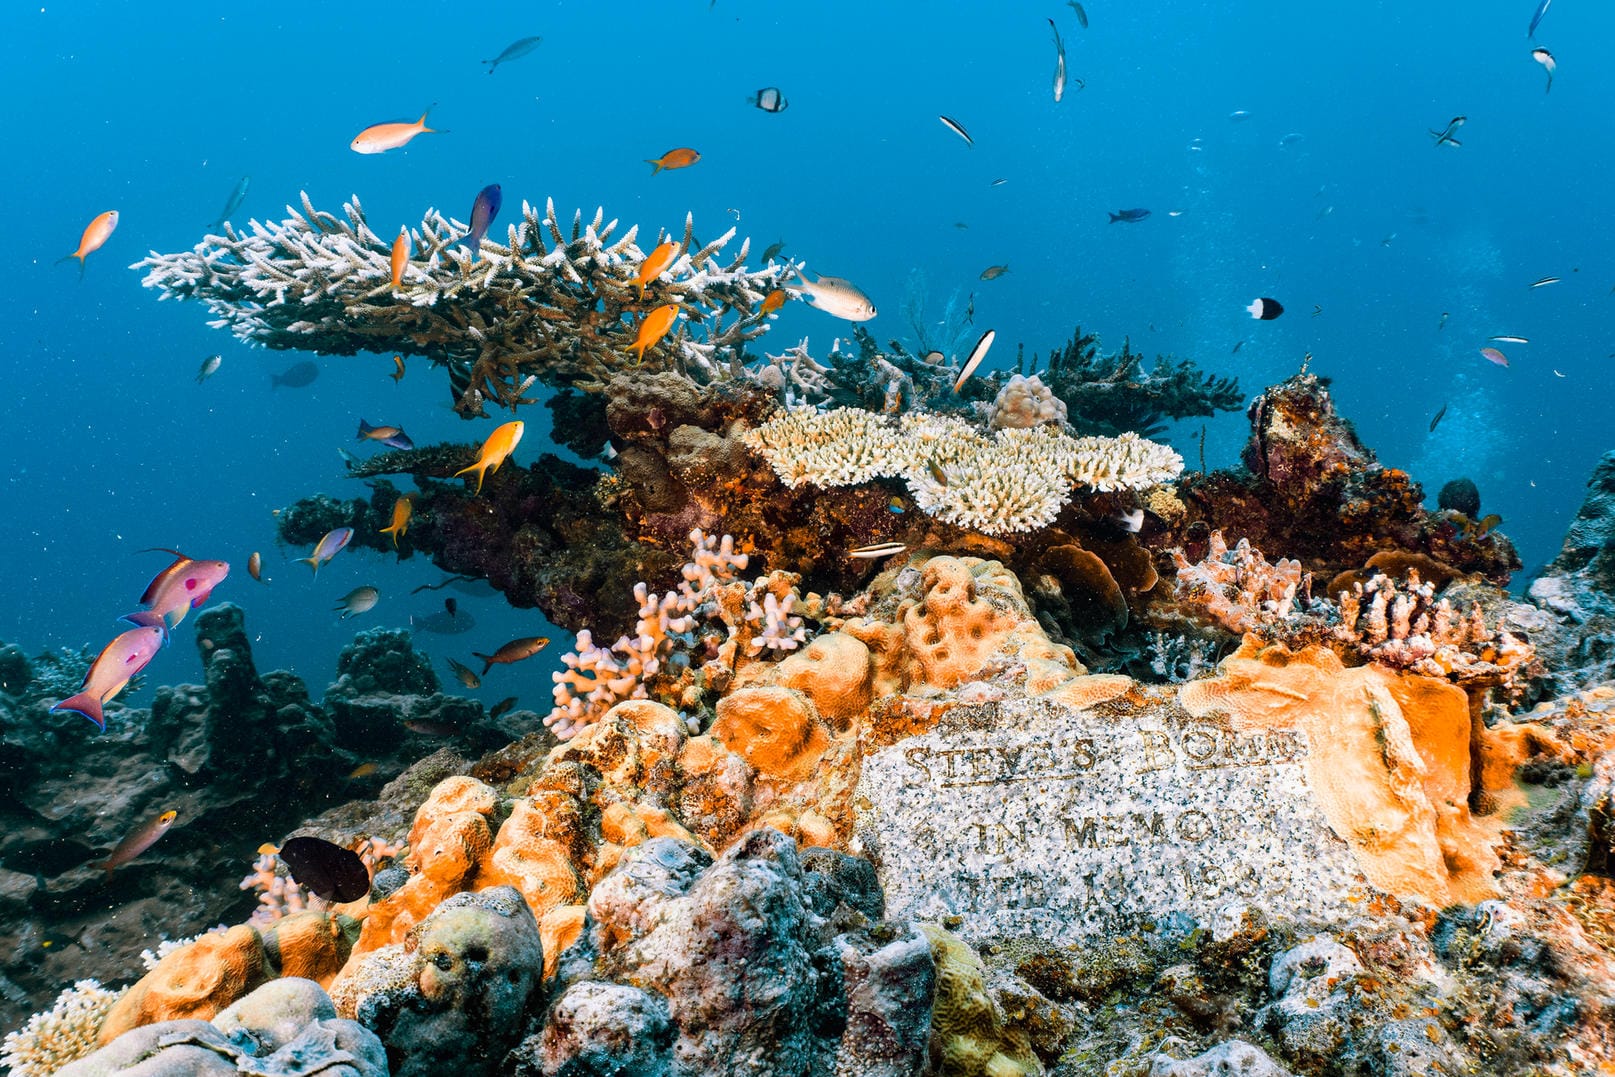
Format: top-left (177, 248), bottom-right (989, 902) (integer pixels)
top-left (1529, 449), bottom-right (1615, 694)
top-left (1033, 326), bottom-right (1244, 438)
top-left (1, 981), bottom-right (123, 1077)
top-left (133, 193), bottom-right (793, 408)
top-left (986, 373), bottom-right (1067, 430)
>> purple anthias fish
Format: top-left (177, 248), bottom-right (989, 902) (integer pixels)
top-left (51, 625), bottom-right (168, 729)
top-left (122, 549), bottom-right (230, 633)
top-left (356, 418), bottom-right (415, 450)
top-left (466, 184), bottom-right (502, 261)
top-left (301, 527), bottom-right (355, 577)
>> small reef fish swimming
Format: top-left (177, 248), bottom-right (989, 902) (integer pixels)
top-left (990, 178), bottom-right (1008, 187)
top-left (954, 329), bottom-right (995, 393)
top-left (1108, 208), bottom-right (1150, 223)
top-left (1480, 347), bottom-right (1510, 367)
top-left (750, 87), bottom-right (788, 113)
top-left (447, 657), bottom-right (482, 690)
top-left (633, 240), bottom-right (678, 298)
top-left (1532, 47), bottom-right (1555, 92)
top-left (95, 809), bottom-right (177, 875)
top-left (489, 696), bottom-right (518, 721)
top-left (1231, 340), bottom-right (1245, 354)
top-left (1049, 19), bottom-right (1067, 103)
top-left (1229, 109), bottom-right (1252, 121)
top-left (301, 527), bottom-right (355, 577)
top-left (1429, 115), bottom-right (1465, 148)
top-left (792, 273), bottom-right (877, 321)
top-left (278, 836), bottom-right (370, 902)
top-left (334, 586), bottom-right (380, 620)
top-left (391, 230), bottom-right (410, 288)
top-left (629, 304), bottom-right (680, 362)
top-left (390, 355), bottom-right (406, 383)
top-left (405, 719), bottom-right (462, 737)
top-left (921, 350), bottom-right (944, 365)
top-left (58, 210), bottom-right (119, 278)
top-left (1114, 508), bottom-right (1145, 534)
top-left (51, 625), bottom-right (168, 729)
top-left (482, 35), bottom-right (542, 74)
top-left (445, 598), bottom-right (458, 619)
top-left (646, 148), bottom-right (700, 173)
top-left (1279, 132), bottom-right (1305, 147)
top-left (850, 541), bottom-right (908, 560)
top-left (465, 184), bottom-right (502, 259)
top-left (759, 289), bottom-right (788, 315)
top-left (248, 551), bottom-right (268, 585)
top-left (454, 420), bottom-right (524, 494)
top-left (212, 176), bottom-right (249, 228)
top-left (357, 418), bottom-right (415, 451)
top-left (928, 459), bottom-right (949, 486)
top-left (759, 239), bottom-right (787, 263)
top-left (1530, 276), bottom-right (1561, 288)
top-left (1529, 0), bottom-right (1551, 37)
top-left (124, 549), bottom-right (230, 632)
top-left (1067, 0), bottom-right (1088, 28)
top-left (348, 762), bottom-right (379, 779)
top-left (1246, 297), bottom-right (1285, 320)
top-left (472, 635), bottom-right (550, 675)
top-left (938, 115), bottom-right (973, 146)
top-left (1430, 403), bottom-right (1448, 432)
top-left (350, 107), bottom-right (439, 154)
top-left (380, 495), bottom-right (413, 546)
top-left (1489, 335), bottom-right (1530, 344)
top-left (271, 361), bottom-right (319, 389)
top-left (195, 355), bottom-right (222, 383)
top-left (415, 609), bottom-right (476, 634)
top-left (979, 264), bottom-right (1010, 280)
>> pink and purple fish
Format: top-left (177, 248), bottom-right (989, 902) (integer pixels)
top-left (122, 549), bottom-right (230, 633)
top-left (465, 184), bottom-right (502, 261)
top-left (301, 527), bottom-right (355, 577)
top-left (51, 625), bottom-right (168, 729)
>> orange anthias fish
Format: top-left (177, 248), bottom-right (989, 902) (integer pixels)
top-left (472, 635), bottom-right (550, 675)
top-left (633, 240), bottom-right (678, 299)
top-left (645, 148), bottom-right (700, 174)
top-left (629, 304), bottom-right (679, 363)
top-left (50, 625), bottom-right (168, 729)
top-left (453, 421), bottom-right (525, 494)
top-left (380, 495), bottom-right (414, 546)
top-left (390, 355), bottom-right (406, 383)
top-left (759, 289), bottom-right (788, 315)
top-left (351, 108), bottom-right (439, 154)
top-left (390, 230), bottom-right (410, 288)
top-left (96, 809), bottom-right (178, 875)
top-left (57, 210), bottom-right (119, 278)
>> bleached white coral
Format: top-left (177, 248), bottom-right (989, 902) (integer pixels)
top-left (1172, 529), bottom-right (1310, 634)
top-left (1336, 572), bottom-right (1536, 689)
top-left (746, 591), bottom-right (807, 654)
top-left (746, 407), bottom-right (1182, 536)
top-left (2, 980), bottom-right (124, 1077)
top-left (987, 373), bottom-right (1067, 429)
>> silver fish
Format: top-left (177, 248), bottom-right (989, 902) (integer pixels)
top-left (1530, 276), bottom-right (1561, 288)
top-left (212, 176), bottom-right (249, 228)
top-left (793, 272), bottom-right (876, 321)
top-left (750, 86), bottom-right (788, 113)
top-left (939, 115), bottom-right (973, 146)
top-left (483, 35), bottom-right (542, 74)
top-left (1529, 0), bottom-right (1551, 37)
top-left (1532, 47), bottom-right (1555, 92)
top-left (953, 329), bottom-right (995, 393)
top-left (334, 586), bottom-right (379, 619)
top-left (1049, 19), bottom-right (1067, 103)
top-left (1068, 0), bottom-right (1088, 28)
top-left (849, 542), bottom-right (909, 560)
top-left (1114, 509), bottom-right (1144, 533)
top-left (195, 355), bottom-right (222, 383)
top-left (1489, 335), bottom-right (1530, 344)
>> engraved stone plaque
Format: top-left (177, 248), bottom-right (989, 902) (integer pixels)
top-left (854, 693), bottom-right (1368, 943)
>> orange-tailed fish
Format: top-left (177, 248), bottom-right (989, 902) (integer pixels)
top-left (334, 586), bottom-right (380, 620)
top-left (472, 635), bottom-right (549, 675)
top-left (446, 657), bottom-right (481, 689)
top-left (759, 289), bottom-right (787, 315)
top-left (248, 551), bottom-right (269, 585)
top-left (350, 107), bottom-right (439, 154)
top-left (123, 549), bottom-right (230, 632)
top-left (301, 528), bottom-right (355, 576)
top-left (347, 762), bottom-right (379, 779)
top-left (357, 419), bottom-right (415, 450)
top-left (645, 148), bottom-right (700, 174)
top-left (390, 230), bottom-right (410, 288)
top-left (390, 355), bottom-right (406, 383)
top-left (629, 304), bottom-right (679, 362)
top-left (634, 240), bottom-right (678, 298)
top-left (953, 329), bottom-right (995, 392)
top-left (380, 495), bottom-right (413, 546)
top-left (50, 626), bottom-right (168, 729)
top-left (96, 809), bottom-right (177, 875)
top-left (58, 210), bottom-right (119, 278)
top-left (453, 421), bottom-right (524, 494)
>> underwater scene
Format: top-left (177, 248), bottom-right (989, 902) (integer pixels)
top-left (7, 0), bottom-right (1615, 1073)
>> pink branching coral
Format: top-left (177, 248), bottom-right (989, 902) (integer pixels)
top-left (1335, 571), bottom-right (1536, 690)
top-left (239, 837), bottom-right (403, 926)
top-left (1171, 530), bottom-right (1311, 634)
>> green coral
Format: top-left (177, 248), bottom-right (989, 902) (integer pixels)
top-left (921, 924), bottom-right (1043, 1077)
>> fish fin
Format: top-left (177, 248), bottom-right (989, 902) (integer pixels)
top-left (300, 556), bottom-right (321, 576)
top-left (138, 547), bottom-right (189, 559)
top-left (52, 693), bottom-right (107, 730)
top-left (645, 159), bottom-right (664, 175)
top-left (473, 653), bottom-right (494, 676)
top-left (357, 419), bottom-right (374, 439)
top-left (270, 373), bottom-right (282, 389)
top-left (120, 610), bottom-right (166, 631)
top-left (1107, 213), bottom-right (1121, 223)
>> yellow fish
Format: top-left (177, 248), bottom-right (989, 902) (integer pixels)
top-left (351, 108), bottom-right (438, 154)
top-left (390, 229), bottom-right (410, 288)
top-left (629, 304), bottom-right (679, 363)
top-left (390, 355), bottom-right (406, 383)
top-left (759, 288), bottom-right (787, 315)
top-left (58, 210), bottom-right (119, 278)
top-left (633, 240), bottom-right (677, 299)
top-left (380, 495), bottom-right (413, 546)
top-left (645, 147), bottom-right (700, 174)
top-left (453, 421), bottom-right (524, 494)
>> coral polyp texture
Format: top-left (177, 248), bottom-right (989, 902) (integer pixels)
top-left (132, 192), bottom-right (794, 408)
top-left (742, 406), bottom-right (1182, 535)
top-left (0, 980), bottom-right (123, 1077)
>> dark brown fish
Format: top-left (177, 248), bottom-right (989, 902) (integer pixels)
top-left (1429, 403), bottom-right (1447, 432)
top-left (97, 809), bottom-right (177, 875)
top-left (472, 636), bottom-right (550, 675)
top-left (248, 551), bottom-right (268, 584)
top-left (447, 657), bottom-right (482, 689)
top-left (979, 264), bottom-right (1010, 281)
top-left (414, 609), bottom-right (476, 635)
top-left (278, 836), bottom-right (370, 902)
top-left (404, 719), bottom-right (462, 737)
top-left (445, 598), bottom-right (458, 619)
top-left (270, 361), bottom-right (318, 390)
top-left (489, 696), bottom-right (518, 721)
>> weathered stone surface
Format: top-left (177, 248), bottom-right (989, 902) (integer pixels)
top-left (854, 692), bottom-right (1366, 944)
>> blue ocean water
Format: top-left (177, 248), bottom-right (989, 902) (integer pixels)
top-left (4, 0), bottom-right (1611, 706)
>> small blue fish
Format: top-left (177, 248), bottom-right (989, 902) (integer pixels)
top-left (301, 528), bottom-right (354, 577)
top-left (466, 184), bottom-right (502, 261)
top-left (1108, 208), bottom-right (1151, 223)
top-left (483, 35), bottom-right (542, 74)
top-left (357, 418), bottom-right (415, 450)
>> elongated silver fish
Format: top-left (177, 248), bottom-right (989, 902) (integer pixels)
top-left (1529, 0), bottom-right (1551, 37)
top-left (483, 35), bottom-right (542, 74)
top-left (939, 115), bottom-right (973, 146)
top-left (212, 176), bottom-right (249, 228)
top-left (1489, 335), bottom-right (1530, 344)
top-left (1532, 46), bottom-right (1555, 92)
top-left (1049, 19), bottom-right (1067, 102)
top-left (849, 542), bottom-right (908, 560)
top-left (792, 272), bottom-right (877, 321)
top-left (954, 329), bottom-right (995, 392)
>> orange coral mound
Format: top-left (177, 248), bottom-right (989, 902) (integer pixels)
top-left (99, 925), bottom-right (272, 1043)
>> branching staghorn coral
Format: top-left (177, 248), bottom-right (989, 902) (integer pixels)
top-left (742, 407), bottom-right (1183, 536)
top-left (133, 192), bottom-right (796, 413)
top-left (1, 980), bottom-right (124, 1077)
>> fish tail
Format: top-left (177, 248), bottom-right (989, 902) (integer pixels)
top-left (300, 556), bottom-right (321, 576)
top-left (453, 461), bottom-right (489, 494)
top-left (473, 654), bottom-right (495, 676)
top-left (52, 693), bottom-right (106, 731)
top-left (645, 159), bottom-right (664, 175)
top-left (380, 524), bottom-right (400, 546)
top-left (357, 419), bottom-right (373, 439)
top-left (269, 373), bottom-right (282, 389)
top-left (1107, 213), bottom-right (1120, 223)
top-left (119, 610), bottom-right (166, 633)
